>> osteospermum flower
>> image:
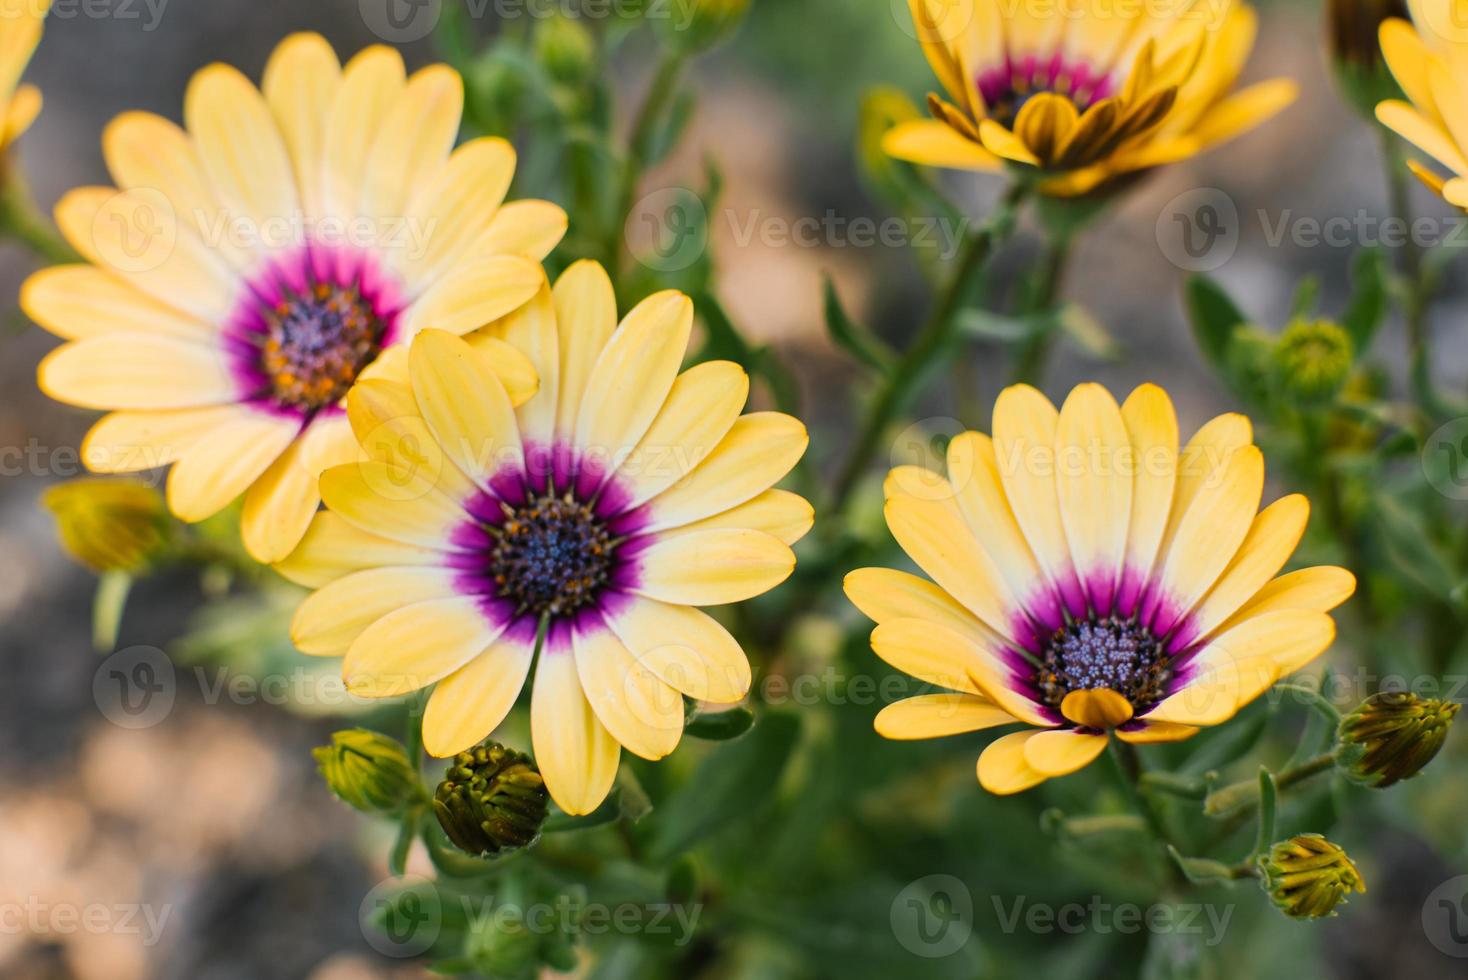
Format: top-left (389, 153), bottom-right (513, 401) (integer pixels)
top-left (0, 0), bottom-right (46, 156)
top-left (847, 383), bottom-right (1354, 794)
top-left (1375, 2), bottom-right (1468, 205)
top-left (885, 0), bottom-right (1297, 195)
top-left (27, 33), bottom-right (566, 562)
top-left (281, 262), bottom-right (812, 815)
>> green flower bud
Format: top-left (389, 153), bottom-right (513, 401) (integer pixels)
top-left (535, 15), bottom-right (596, 87)
top-left (313, 729), bottom-right (420, 814)
top-left (466, 909), bottom-right (541, 980)
top-left (1338, 692), bottom-right (1459, 788)
top-left (433, 742), bottom-right (549, 857)
top-left (42, 478), bottom-right (170, 573)
top-left (1275, 318), bottom-right (1353, 402)
top-left (665, 0), bottom-right (751, 51)
top-left (1258, 834), bottom-right (1366, 919)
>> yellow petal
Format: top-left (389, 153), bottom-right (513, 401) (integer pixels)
top-left (262, 32), bottom-right (341, 223)
top-left (1183, 495), bottom-right (1309, 647)
top-left (1379, 17), bottom-right (1436, 114)
top-left (23, 265), bottom-right (212, 342)
top-left (882, 118), bottom-right (1003, 171)
top-left (291, 566), bottom-right (460, 656)
top-left (1119, 383), bottom-right (1178, 609)
top-left (1376, 99), bottom-right (1468, 176)
top-left (575, 291), bottom-right (693, 462)
top-left (344, 595), bottom-right (501, 698)
top-left (605, 598), bottom-right (751, 703)
top-left (81, 406), bottom-right (240, 473)
top-left (616, 361), bottom-right (749, 509)
top-left (1013, 93), bottom-right (1079, 164)
top-left (843, 567), bottom-right (996, 646)
top-left (1187, 78), bottom-right (1297, 150)
top-left (1056, 383), bottom-right (1132, 611)
top-left (1115, 721), bottom-right (1199, 744)
top-left (977, 730), bottom-right (1051, 795)
top-left (552, 260), bottom-right (617, 436)
top-left (240, 432), bottom-right (321, 563)
top-left (422, 639), bottom-right (534, 757)
top-left (978, 119), bottom-right (1042, 165)
top-left (633, 528), bottom-right (795, 606)
top-left (3, 83), bottom-right (41, 145)
top-left (1022, 728), bottom-right (1110, 776)
top-left (360, 64), bottom-right (463, 222)
top-left (322, 45), bottom-right (405, 223)
top-left (1427, 61), bottom-right (1468, 177)
top-left (1060, 689), bottom-right (1134, 729)
top-left (875, 694), bottom-right (1018, 740)
top-left (166, 412), bottom-right (299, 522)
top-left (641, 412), bottom-right (808, 532)
top-left (275, 511), bottom-right (442, 588)
top-left (478, 282), bottom-right (560, 444)
top-left (574, 624), bottom-right (684, 761)
top-left (531, 649), bottom-right (621, 815)
top-left (674, 489), bottom-right (815, 547)
top-left (402, 255), bottom-right (546, 336)
top-left (346, 378), bottom-right (479, 504)
top-left (472, 199), bottom-right (569, 261)
top-left (463, 334), bottom-right (540, 408)
top-left (1220, 566), bottom-right (1357, 629)
top-left (871, 618), bottom-right (1052, 726)
top-left (318, 460), bottom-right (469, 549)
top-left (39, 334), bottom-right (238, 411)
top-left (394, 137), bottom-right (517, 295)
top-left (408, 329), bottom-right (524, 491)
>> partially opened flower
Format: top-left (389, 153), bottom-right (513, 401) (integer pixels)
top-left (0, 0), bottom-right (48, 157)
top-left (884, 0), bottom-right (1297, 195)
top-left (282, 262), bottom-right (812, 815)
top-left (1375, 3), bottom-right (1468, 205)
top-left (848, 383), bottom-right (1354, 794)
top-left (27, 32), bottom-right (566, 563)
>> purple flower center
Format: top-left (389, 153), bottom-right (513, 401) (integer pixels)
top-left (978, 55), bottom-right (1115, 128)
top-left (259, 281), bottom-right (386, 411)
top-left (488, 492), bottom-right (618, 620)
top-left (1036, 617), bottom-right (1169, 711)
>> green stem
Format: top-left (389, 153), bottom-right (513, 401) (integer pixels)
top-left (1379, 129), bottom-right (1443, 416)
top-left (0, 164), bottom-right (77, 265)
top-left (608, 47), bottom-right (688, 279)
top-left (1203, 752), bottom-right (1336, 818)
top-left (1009, 232), bottom-right (1075, 387)
top-left (1110, 741), bottom-right (1173, 845)
top-left (830, 182), bottom-right (1029, 513)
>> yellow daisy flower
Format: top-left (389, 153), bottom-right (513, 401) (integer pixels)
top-left (26, 32), bottom-right (568, 563)
top-left (1375, 2), bottom-right (1468, 205)
top-left (0, 0), bottom-right (46, 155)
top-left (280, 261), bottom-right (812, 815)
top-left (847, 383), bottom-right (1354, 794)
top-left (885, 0), bottom-right (1298, 195)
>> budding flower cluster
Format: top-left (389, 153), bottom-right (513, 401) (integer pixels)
top-left (434, 742), bottom-right (550, 858)
top-left (1258, 835), bottom-right (1366, 919)
top-left (313, 729), bottom-right (420, 814)
top-left (1274, 318), bottom-right (1353, 402)
top-left (1338, 692), bottom-right (1459, 788)
top-left (42, 478), bottom-right (170, 573)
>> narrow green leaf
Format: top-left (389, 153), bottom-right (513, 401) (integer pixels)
top-left (1289, 274), bottom-right (1321, 319)
top-left (823, 275), bottom-right (895, 372)
top-left (1253, 767), bottom-right (1278, 858)
top-left (1340, 248), bottom-right (1387, 355)
top-left (92, 571), bottom-right (132, 653)
top-left (1184, 275), bottom-right (1248, 370)
top-left (686, 706), bottom-right (756, 741)
top-left (1056, 303), bottom-right (1119, 359)
top-left (1166, 846), bottom-right (1240, 886)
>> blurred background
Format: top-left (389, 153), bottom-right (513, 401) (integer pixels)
top-left (2, 0), bottom-right (1466, 977)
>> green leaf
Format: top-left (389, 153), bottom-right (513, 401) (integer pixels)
top-left (1373, 494), bottom-right (1460, 600)
top-left (1254, 767), bottom-right (1278, 857)
top-left (92, 570), bottom-right (133, 653)
top-left (686, 706), bottom-right (756, 741)
top-left (1166, 846), bottom-right (1240, 886)
top-left (954, 308), bottom-right (1052, 343)
top-left (1340, 248), bottom-right (1387, 355)
top-left (644, 711), bottom-right (801, 862)
top-left (1184, 274), bottom-right (1248, 371)
top-left (823, 275), bottom-right (894, 372)
top-left (1289, 274), bottom-right (1321, 320)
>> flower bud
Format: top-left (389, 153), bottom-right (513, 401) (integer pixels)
top-left (1338, 692), bottom-right (1459, 788)
top-left (1275, 318), bottom-right (1353, 402)
top-left (433, 742), bottom-right (549, 857)
top-left (1258, 834), bottom-right (1366, 919)
top-left (535, 15), bottom-right (596, 87)
top-left (665, 0), bottom-right (752, 52)
top-left (1327, 0), bottom-right (1407, 116)
top-left (42, 478), bottom-right (170, 573)
top-left (313, 729), bottom-right (420, 814)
